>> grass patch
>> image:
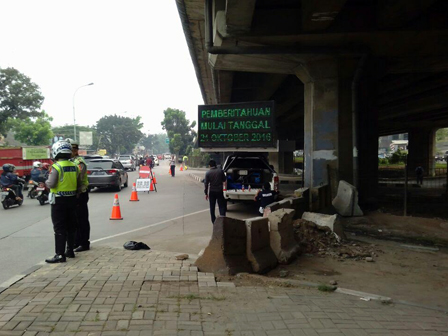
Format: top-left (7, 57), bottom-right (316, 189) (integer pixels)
top-left (318, 285), bottom-right (336, 292)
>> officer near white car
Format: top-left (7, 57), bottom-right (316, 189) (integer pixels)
top-left (66, 138), bottom-right (91, 252)
top-left (44, 140), bottom-right (82, 263)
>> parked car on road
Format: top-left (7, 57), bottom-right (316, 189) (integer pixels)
top-left (152, 156), bottom-right (159, 166)
top-left (87, 159), bottom-right (128, 192)
top-left (164, 153), bottom-right (172, 160)
top-left (82, 155), bottom-right (103, 163)
top-left (118, 155), bottom-right (136, 171)
top-left (222, 153), bottom-right (279, 202)
top-left (157, 154), bottom-right (163, 160)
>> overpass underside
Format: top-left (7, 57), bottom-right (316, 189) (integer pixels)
top-left (177, 0), bottom-right (448, 211)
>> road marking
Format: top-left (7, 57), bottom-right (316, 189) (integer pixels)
top-left (91, 208), bottom-right (210, 243)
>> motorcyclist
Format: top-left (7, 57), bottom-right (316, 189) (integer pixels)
top-left (30, 161), bottom-right (42, 182)
top-left (41, 163), bottom-right (50, 180)
top-left (1, 164), bottom-right (25, 201)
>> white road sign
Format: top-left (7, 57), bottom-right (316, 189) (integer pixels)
top-left (136, 179), bottom-right (151, 192)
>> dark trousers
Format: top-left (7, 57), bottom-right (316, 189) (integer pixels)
top-left (417, 175), bottom-right (423, 185)
top-left (75, 191), bottom-right (90, 248)
top-left (170, 165), bottom-right (175, 177)
top-left (51, 196), bottom-right (77, 255)
top-left (10, 184), bottom-right (23, 199)
top-left (209, 190), bottom-right (226, 224)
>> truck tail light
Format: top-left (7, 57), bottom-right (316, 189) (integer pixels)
top-left (223, 181), bottom-right (227, 191)
top-left (87, 170), bottom-right (92, 175)
top-left (274, 176), bottom-right (279, 192)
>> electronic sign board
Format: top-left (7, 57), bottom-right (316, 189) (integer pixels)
top-left (198, 101), bottom-right (275, 149)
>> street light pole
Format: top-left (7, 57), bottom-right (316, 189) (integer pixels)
top-left (73, 82), bottom-right (94, 141)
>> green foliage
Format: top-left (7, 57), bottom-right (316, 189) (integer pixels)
top-left (96, 114), bottom-right (143, 155)
top-left (436, 128), bottom-right (448, 141)
top-left (161, 108), bottom-right (196, 155)
top-left (52, 125), bottom-right (98, 148)
top-left (378, 158), bottom-right (389, 165)
top-left (389, 149), bottom-right (407, 164)
top-left (190, 148), bottom-right (210, 167)
top-left (140, 133), bottom-right (169, 154)
top-left (0, 67), bottom-right (44, 135)
top-left (8, 111), bottom-right (53, 145)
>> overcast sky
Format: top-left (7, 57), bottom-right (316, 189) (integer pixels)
top-left (0, 0), bottom-right (203, 135)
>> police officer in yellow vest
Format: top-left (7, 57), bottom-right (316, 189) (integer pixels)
top-left (66, 138), bottom-right (91, 252)
top-left (45, 140), bottom-right (82, 263)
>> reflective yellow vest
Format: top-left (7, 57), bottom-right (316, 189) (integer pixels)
top-left (73, 156), bottom-right (89, 189)
top-left (51, 160), bottom-right (78, 196)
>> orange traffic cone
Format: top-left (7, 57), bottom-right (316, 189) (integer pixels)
top-left (149, 179), bottom-right (155, 192)
top-left (168, 168), bottom-right (171, 175)
top-left (152, 172), bottom-right (157, 184)
top-left (180, 165), bottom-right (183, 171)
top-left (129, 183), bottom-right (139, 201)
top-left (110, 194), bottom-right (123, 220)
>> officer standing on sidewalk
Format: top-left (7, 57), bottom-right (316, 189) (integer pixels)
top-left (45, 140), bottom-right (82, 263)
top-left (66, 138), bottom-right (91, 252)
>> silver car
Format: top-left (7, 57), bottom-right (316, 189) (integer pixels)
top-left (118, 155), bottom-right (136, 171)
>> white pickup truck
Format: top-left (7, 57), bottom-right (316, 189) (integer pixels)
top-left (222, 153), bottom-right (279, 201)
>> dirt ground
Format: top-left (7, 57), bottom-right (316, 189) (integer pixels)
top-left (267, 235), bottom-right (448, 309)
top-left (217, 212), bottom-right (448, 310)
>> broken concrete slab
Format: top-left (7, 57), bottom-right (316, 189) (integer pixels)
top-left (302, 212), bottom-right (345, 240)
top-left (332, 180), bottom-right (363, 217)
top-left (245, 217), bottom-right (278, 274)
top-left (194, 217), bottom-right (252, 275)
top-left (268, 208), bottom-right (300, 264)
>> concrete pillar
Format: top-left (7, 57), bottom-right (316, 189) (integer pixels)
top-left (295, 58), bottom-right (356, 207)
top-left (356, 68), bottom-right (379, 206)
top-left (408, 127), bottom-right (436, 177)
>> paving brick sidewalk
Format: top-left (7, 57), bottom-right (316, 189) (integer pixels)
top-left (1, 247), bottom-right (447, 336)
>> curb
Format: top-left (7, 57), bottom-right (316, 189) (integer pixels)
top-left (238, 274), bottom-right (448, 313)
top-left (189, 173), bottom-right (203, 183)
top-left (0, 263), bottom-right (44, 294)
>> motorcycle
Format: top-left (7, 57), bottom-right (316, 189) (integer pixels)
top-left (27, 180), bottom-right (39, 199)
top-left (1, 181), bottom-right (25, 209)
top-left (36, 182), bottom-right (49, 206)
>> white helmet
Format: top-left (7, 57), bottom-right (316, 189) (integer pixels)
top-left (52, 140), bottom-right (72, 159)
top-left (65, 138), bottom-right (79, 148)
top-left (33, 161), bottom-right (42, 168)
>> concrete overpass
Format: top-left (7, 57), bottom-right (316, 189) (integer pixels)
top-left (176, 0), bottom-right (448, 209)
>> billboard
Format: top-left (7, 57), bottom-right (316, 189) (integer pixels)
top-left (22, 147), bottom-right (50, 160)
top-left (79, 131), bottom-right (93, 146)
top-left (198, 101), bottom-right (276, 149)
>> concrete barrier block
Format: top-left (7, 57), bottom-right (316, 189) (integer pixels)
top-left (245, 217), bottom-right (278, 273)
top-left (332, 180), bottom-right (363, 217)
top-left (278, 199), bottom-right (293, 209)
top-left (263, 201), bottom-right (280, 217)
top-left (194, 217), bottom-right (252, 275)
top-left (268, 209), bottom-right (300, 264)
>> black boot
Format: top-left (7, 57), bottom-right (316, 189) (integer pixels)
top-left (74, 245), bottom-right (90, 252)
top-left (65, 249), bottom-right (75, 258)
top-left (45, 255), bottom-right (66, 263)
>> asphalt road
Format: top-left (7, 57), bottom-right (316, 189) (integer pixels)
top-left (0, 161), bottom-right (234, 286)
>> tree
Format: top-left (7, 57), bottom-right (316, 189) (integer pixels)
top-left (52, 125), bottom-right (99, 149)
top-left (436, 128), bottom-right (448, 142)
top-left (161, 108), bottom-right (196, 156)
top-left (96, 114), bottom-right (143, 155)
top-left (0, 67), bottom-right (44, 135)
top-left (8, 111), bottom-right (53, 146)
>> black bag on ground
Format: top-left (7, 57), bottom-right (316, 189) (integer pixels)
top-left (123, 241), bottom-right (151, 250)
